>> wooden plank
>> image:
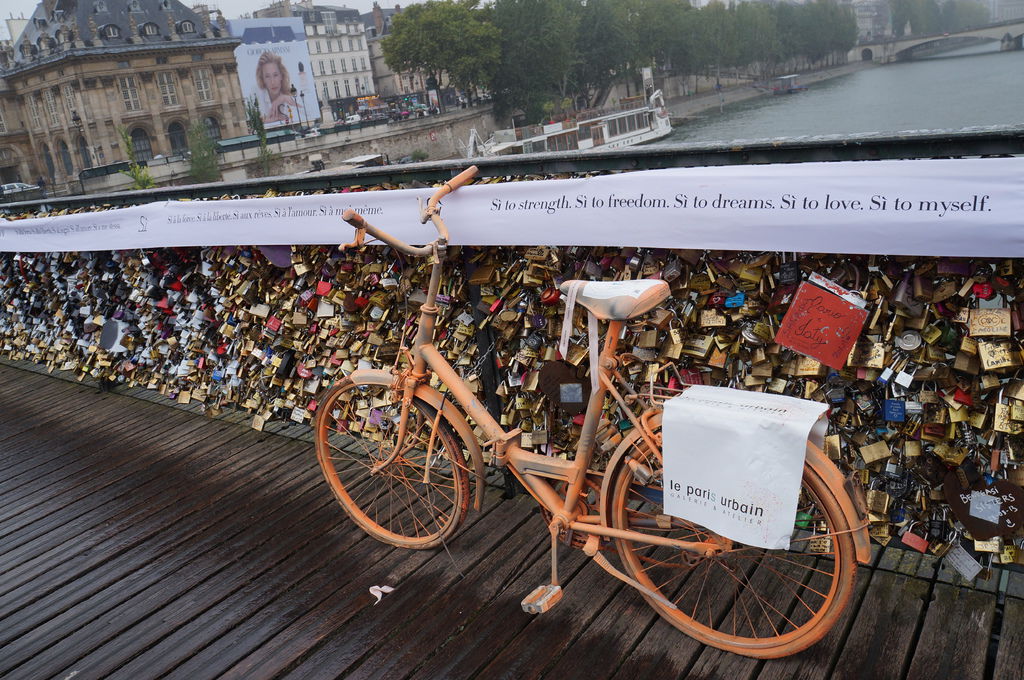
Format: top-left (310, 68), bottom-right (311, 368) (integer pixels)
top-left (0, 411), bottom-right (209, 530)
top-left (2, 459), bottom-right (327, 680)
top-left (298, 499), bottom-right (547, 680)
top-left (0, 396), bottom-right (155, 481)
top-left (754, 566), bottom-right (872, 680)
top-left (993, 597), bottom-right (1024, 680)
top-left (904, 584), bottom-right (996, 680)
top-left (0, 432), bottom-right (306, 621)
top-left (689, 555), bottom-right (835, 680)
top-left (829, 570), bottom-right (929, 680)
top-left (121, 489), bottom-right (517, 680)
top-left (444, 543), bottom-right (626, 679)
top-left (543, 569), bottom-right (662, 680)
top-left (214, 498), bottom-right (544, 680)
top-left (0, 418), bottom-right (239, 568)
top-left (0, 439), bottom-right (308, 652)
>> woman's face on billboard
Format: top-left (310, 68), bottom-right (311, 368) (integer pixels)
top-left (262, 62), bottom-right (283, 97)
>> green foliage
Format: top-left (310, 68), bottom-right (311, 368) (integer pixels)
top-left (492, 0), bottom-right (580, 122)
top-left (411, 149), bottom-right (429, 162)
top-left (117, 126), bottom-right (155, 190)
top-left (891, 0), bottom-right (989, 36)
top-left (488, 0), bottom-right (859, 120)
top-left (187, 121), bottom-right (221, 184)
top-left (244, 95), bottom-right (275, 177)
top-left (383, 0), bottom-right (499, 95)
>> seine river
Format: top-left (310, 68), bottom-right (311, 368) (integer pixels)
top-left (665, 43), bottom-right (1024, 143)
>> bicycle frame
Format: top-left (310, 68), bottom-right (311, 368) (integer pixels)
top-left (340, 167), bottom-right (871, 565)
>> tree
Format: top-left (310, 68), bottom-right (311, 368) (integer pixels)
top-left (117, 127), bottom-right (155, 190)
top-left (383, 1), bottom-right (499, 97)
top-left (187, 121), bottom-right (221, 184)
top-left (572, 0), bottom-right (631, 107)
top-left (245, 95), bottom-right (274, 177)
top-left (491, 0), bottom-right (579, 122)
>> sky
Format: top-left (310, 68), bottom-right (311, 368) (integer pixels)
top-left (2, 0), bottom-right (421, 40)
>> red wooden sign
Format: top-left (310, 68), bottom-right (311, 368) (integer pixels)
top-left (775, 281), bottom-right (868, 369)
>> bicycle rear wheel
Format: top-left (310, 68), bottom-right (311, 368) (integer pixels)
top-left (606, 425), bottom-right (857, 658)
top-left (314, 378), bottom-right (470, 549)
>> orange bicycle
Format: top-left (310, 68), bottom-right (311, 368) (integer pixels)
top-left (313, 166), bottom-right (871, 658)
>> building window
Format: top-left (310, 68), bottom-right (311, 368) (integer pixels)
top-left (27, 95), bottom-right (42, 128)
top-left (319, 61), bottom-right (326, 76)
top-left (59, 140), bottom-right (74, 175)
top-left (350, 58), bottom-right (356, 72)
top-left (129, 128), bottom-right (152, 161)
top-left (344, 80), bottom-right (350, 97)
top-left (360, 57), bottom-right (366, 71)
top-left (192, 68), bottom-right (213, 101)
top-left (103, 24), bottom-right (120, 39)
top-left (43, 88), bottom-right (61, 126)
top-left (179, 20), bottom-right (195, 33)
top-left (119, 76), bottom-right (142, 111)
top-left (168, 121), bottom-right (188, 154)
top-left (142, 23), bottom-right (160, 36)
top-left (340, 58), bottom-right (347, 73)
top-left (94, 0), bottom-right (107, 12)
top-left (62, 84), bottom-right (76, 116)
top-left (0, 107), bottom-right (6, 134)
top-left (315, 40), bottom-right (321, 54)
top-left (157, 72), bottom-right (178, 106)
top-left (323, 83), bottom-right (330, 101)
top-left (203, 116), bottom-right (221, 141)
top-left (323, 10), bottom-right (336, 33)
top-left (77, 135), bottom-right (91, 168)
top-left (42, 143), bottom-right (55, 181)
top-left (128, 0), bottom-right (140, 10)
top-left (333, 81), bottom-right (340, 98)
top-left (348, 38), bottom-right (354, 51)
top-left (330, 59), bottom-right (336, 74)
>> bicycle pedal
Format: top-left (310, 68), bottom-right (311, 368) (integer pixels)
top-left (521, 584), bottom-right (562, 614)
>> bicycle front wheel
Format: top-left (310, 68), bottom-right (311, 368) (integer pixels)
top-left (314, 378), bottom-right (470, 549)
top-left (606, 425), bottom-right (857, 658)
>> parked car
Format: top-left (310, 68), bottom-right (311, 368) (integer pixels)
top-left (1, 182), bottom-right (41, 201)
top-left (344, 113), bottom-right (362, 124)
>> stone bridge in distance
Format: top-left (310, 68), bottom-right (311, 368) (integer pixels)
top-left (852, 18), bottom-right (1024, 63)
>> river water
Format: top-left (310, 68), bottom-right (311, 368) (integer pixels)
top-left (665, 43), bottom-right (1024, 144)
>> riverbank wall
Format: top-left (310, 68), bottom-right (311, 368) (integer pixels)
top-left (664, 61), bottom-right (878, 123)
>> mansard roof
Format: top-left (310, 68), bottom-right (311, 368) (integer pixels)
top-left (13, 0), bottom-right (214, 65)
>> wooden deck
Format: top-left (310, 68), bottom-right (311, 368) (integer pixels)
top-left (1, 361), bottom-right (1023, 680)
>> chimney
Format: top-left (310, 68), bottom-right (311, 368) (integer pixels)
top-left (372, 2), bottom-right (383, 34)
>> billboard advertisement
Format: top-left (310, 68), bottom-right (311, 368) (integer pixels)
top-left (228, 17), bottom-right (319, 129)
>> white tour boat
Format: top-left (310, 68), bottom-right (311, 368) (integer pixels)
top-left (466, 90), bottom-right (672, 157)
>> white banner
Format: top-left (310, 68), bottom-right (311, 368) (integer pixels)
top-left (1, 157), bottom-right (1022, 255)
top-left (662, 386), bottom-right (828, 550)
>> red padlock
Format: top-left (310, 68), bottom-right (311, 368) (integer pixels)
top-left (540, 287), bottom-right (561, 306)
top-left (973, 281), bottom-right (995, 300)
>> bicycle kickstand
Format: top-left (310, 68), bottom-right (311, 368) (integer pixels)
top-left (521, 522), bottom-right (564, 614)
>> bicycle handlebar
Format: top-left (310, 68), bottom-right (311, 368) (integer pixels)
top-left (339, 165), bottom-right (479, 259)
top-left (340, 209), bottom-right (434, 257)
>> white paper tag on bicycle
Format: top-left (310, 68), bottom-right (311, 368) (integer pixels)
top-left (662, 386), bottom-right (828, 550)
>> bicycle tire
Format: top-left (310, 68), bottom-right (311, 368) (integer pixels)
top-left (314, 377), bottom-right (470, 549)
top-left (606, 422), bottom-right (857, 658)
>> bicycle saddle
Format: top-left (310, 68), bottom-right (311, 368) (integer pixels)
top-left (558, 279), bottom-right (671, 321)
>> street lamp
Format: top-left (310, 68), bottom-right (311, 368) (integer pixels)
top-left (70, 110), bottom-right (94, 168)
top-left (289, 85), bottom-right (308, 130)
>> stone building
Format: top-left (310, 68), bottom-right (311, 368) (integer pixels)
top-left (254, 1), bottom-right (375, 124)
top-left (0, 0), bottom-right (245, 194)
top-left (363, 2), bottom-right (427, 101)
